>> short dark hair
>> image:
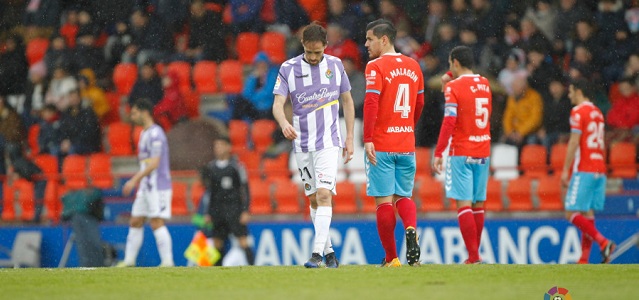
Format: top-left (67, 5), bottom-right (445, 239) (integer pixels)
top-left (216, 135), bottom-right (231, 144)
top-left (571, 79), bottom-right (596, 100)
top-left (450, 46), bottom-right (474, 69)
top-left (302, 22), bottom-right (327, 45)
top-left (131, 98), bottom-right (154, 113)
top-left (366, 19), bottom-right (396, 43)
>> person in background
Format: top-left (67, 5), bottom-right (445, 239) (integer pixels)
top-left (128, 61), bottom-right (164, 107)
top-left (232, 52), bottom-right (279, 121)
top-left (78, 69), bottom-right (109, 121)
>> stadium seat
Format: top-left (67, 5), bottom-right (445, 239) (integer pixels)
top-left (2, 183), bottom-right (15, 221)
top-left (236, 32), bottom-right (261, 64)
top-left (14, 179), bottom-right (36, 221)
top-left (416, 176), bottom-right (445, 212)
top-left (333, 181), bottom-right (357, 214)
top-left (536, 175), bottom-right (563, 211)
top-left (608, 142), bottom-right (637, 178)
top-left (112, 63), bottom-right (138, 95)
top-left (260, 31), bottom-right (287, 64)
top-left (101, 92), bottom-right (122, 126)
top-left (229, 120), bottom-right (250, 151)
top-left (261, 153), bottom-right (291, 180)
top-left (33, 154), bottom-right (61, 222)
top-left (491, 143), bottom-right (519, 180)
top-left (132, 125), bottom-right (143, 151)
top-left (485, 177), bottom-right (504, 211)
top-left (236, 149), bottom-right (261, 180)
top-left (28, 124), bottom-right (40, 155)
top-left (106, 122), bottom-right (134, 156)
top-left (272, 179), bottom-right (301, 214)
top-left (26, 38), bottom-right (49, 65)
top-left (550, 143), bottom-right (567, 175)
top-left (61, 155), bottom-right (88, 190)
top-left (505, 177), bottom-right (533, 211)
top-left (520, 144), bottom-right (548, 178)
top-left (33, 154), bottom-right (58, 178)
top-left (415, 147), bottom-right (432, 178)
top-left (192, 60), bottom-right (218, 93)
top-left (251, 119), bottom-right (277, 153)
top-left (358, 183), bottom-right (377, 213)
top-left (167, 61), bottom-right (192, 92)
top-left (88, 153), bottom-right (114, 189)
top-left (190, 180), bottom-right (206, 210)
top-left (218, 60), bottom-right (243, 94)
top-left (249, 179), bottom-right (272, 214)
top-left (172, 181), bottom-right (190, 216)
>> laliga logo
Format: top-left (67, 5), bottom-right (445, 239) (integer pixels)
top-left (544, 286), bottom-right (572, 300)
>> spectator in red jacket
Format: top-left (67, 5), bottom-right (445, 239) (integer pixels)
top-left (325, 23), bottom-right (362, 71)
top-left (606, 76), bottom-right (639, 145)
top-left (153, 71), bottom-right (186, 131)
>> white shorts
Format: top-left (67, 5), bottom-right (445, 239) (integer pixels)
top-left (131, 189), bottom-right (173, 219)
top-left (295, 147), bottom-right (340, 196)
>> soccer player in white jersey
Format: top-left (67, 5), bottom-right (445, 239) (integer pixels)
top-left (272, 22), bottom-right (355, 268)
top-left (117, 98), bottom-right (174, 267)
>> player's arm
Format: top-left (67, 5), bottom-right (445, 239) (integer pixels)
top-left (123, 156), bottom-right (160, 196)
top-left (561, 131), bottom-right (580, 187)
top-left (414, 90), bottom-right (424, 126)
top-left (433, 84), bottom-right (457, 174)
top-left (363, 64), bottom-right (381, 165)
top-left (273, 94), bottom-right (297, 140)
top-left (340, 91), bottom-right (355, 164)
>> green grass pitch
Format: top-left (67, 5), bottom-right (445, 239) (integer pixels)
top-left (1, 264), bottom-right (638, 300)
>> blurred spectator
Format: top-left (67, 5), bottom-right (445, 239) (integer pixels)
top-left (123, 9), bottom-right (173, 65)
top-left (327, 0), bottom-right (360, 41)
top-left (325, 23), bottom-right (362, 71)
top-left (536, 78), bottom-right (572, 151)
top-left (432, 23), bottom-right (459, 68)
top-left (38, 104), bottom-right (63, 156)
top-left (524, 0), bottom-right (557, 41)
top-left (469, 0), bottom-right (504, 45)
top-left (0, 34), bottom-right (29, 96)
top-left (153, 71), bottom-right (186, 131)
top-left (355, 0), bottom-right (381, 46)
top-left (623, 53), bottom-right (639, 79)
top-left (0, 96), bottom-right (26, 176)
top-left (232, 52), bottom-right (278, 121)
top-left (379, 0), bottom-right (411, 34)
top-left (22, 62), bottom-right (49, 127)
top-left (275, 0), bottom-right (310, 34)
top-left (571, 45), bottom-right (599, 81)
top-left (78, 69), bottom-right (109, 120)
top-left (0, 0), bottom-right (25, 32)
top-left (77, 9), bottom-right (101, 38)
top-left (297, 0), bottom-right (327, 24)
top-left (128, 61), bottom-right (164, 107)
top-left (230, 0), bottom-right (265, 34)
top-left (554, 0), bottom-right (592, 42)
top-left (449, 0), bottom-right (473, 29)
top-left (519, 17), bottom-right (551, 53)
top-left (421, 0), bottom-right (447, 44)
top-left (420, 53), bottom-right (445, 84)
top-left (59, 8), bottom-right (79, 48)
top-left (343, 58), bottom-right (364, 119)
top-left (72, 28), bottom-right (107, 77)
top-left (44, 35), bottom-right (72, 77)
top-left (395, 28), bottom-right (428, 61)
top-left (104, 20), bottom-right (133, 68)
top-left (458, 24), bottom-right (494, 75)
top-left (59, 90), bottom-right (101, 157)
top-left (498, 48), bottom-right (528, 96)
top-left (626, 2), bottom-right (639, 34)
top-left (567, 66), bottom-right (612, 116)
top-left (606, 76), bottom-right (639, 144)
top-left (45, 65), bottom-right (78, 112)
top-left (601, 27), bottom-right (637, 85)
top-left (23, 0), bottom-right (61, 28)
top-left (179, 0), bottom-right (227, 62)
top-left (494, 20), bottom-right (523, 62)
top-left (6, 144), bottom-right (46, 223)
top-left (526, 47), bottom-right (562, 94)
top-left (501, 74), bottom-right (543, 147)
top-left (573, 19), bottom-right (602, 62)
top-left (149, 0), bottom-right (189, 34)
top-left (90, 0), bottom-right (135, 29)
top-left (595, 0), bottom-right (627, 47)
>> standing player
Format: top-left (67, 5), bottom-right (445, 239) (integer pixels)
top-left (433, 46), bottom-right (491, 264)
top-left (272, 22), bottom-right (355, 268)
top-left (561, 79), bottom-right (615, 264)
top-left (363, 19), bottom-right (424, 267)
top-left (118, 98), bottom-right (174, 267)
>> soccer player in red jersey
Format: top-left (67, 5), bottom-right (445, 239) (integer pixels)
top-left (433, 46), bottom-right (492, 264)
top-left (363, 19), bottom-right (424, 267)
top-left (562, 79), bottom-right (616, 264)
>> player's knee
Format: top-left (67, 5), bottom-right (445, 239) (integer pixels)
top-left (149, 218), bottom-right (165, 230)
top-left (129, 217), bottom-right (144, 228)
top-left (315, 188), bottom-right (332, 206)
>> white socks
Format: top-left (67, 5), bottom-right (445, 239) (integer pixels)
top-left (310, 206), bottom-right (334, 255)
top-left (312, 206), bottom-right (333, 255)
top-left (153, 226), bottom-right (174, 266)
top-left (123, 227), bottom-right (144, 265)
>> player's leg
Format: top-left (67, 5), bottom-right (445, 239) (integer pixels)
top-left (578, 210), bottom-right (594, 264)
top-left (367, 152), bottom-right (400, 267)
top-left (448, 156), bottom-right (480, 263)
top-left (591, 175), bottom-right (615, 263)
top-left (211, 220), bottom-right (229, 266)
top-left (471, 160), bottom-right (490, 247)
top-left (119, 190), bottom-right (148, 267)
top-left (148, 190), bottom-right (174, 267)
top-left (308, 193), bottom-right (335, 256)
top-left (234, 231), bottom-right (254, 265)
top-left (393, 153), bottom-right (419, 266)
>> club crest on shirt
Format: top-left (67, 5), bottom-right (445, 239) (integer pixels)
top-left (325, 69), bottom-right (333, 79)
top-left (275, 76), bottom-right (281, 89)
top-left (305, 183), bottom-right (312, 191)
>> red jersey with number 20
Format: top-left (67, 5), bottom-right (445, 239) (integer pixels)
top-left (444, 74), bottom-right (492, 157)
top-left (570, 102), bottom-right (606, 173)
top-left (365, 53), bottom-right (424, 152)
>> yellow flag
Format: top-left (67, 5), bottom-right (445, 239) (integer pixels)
top-left (184, 231), bottom-right (221, 266)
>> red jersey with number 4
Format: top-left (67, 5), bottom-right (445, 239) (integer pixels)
top-left (365, 53), bottom-right (424, 152)
top-left (443, 74), bottom-right (492, 157)
top-left (570, 102), bottom-right (606, 173)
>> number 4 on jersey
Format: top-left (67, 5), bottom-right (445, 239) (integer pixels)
top-left (394, 83), bottom-right (411, 118)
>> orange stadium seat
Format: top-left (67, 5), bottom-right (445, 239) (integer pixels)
top-left (520, 144), bottom-right (548, 178)
top-left (415, 147), bottom-right (432, 178)
top-left (236, 32), bottom-right (261, 64)
top-left (358, 183), bottom-right (376, 213)
top-left (333, 181), bottom-right (357, 214)
top-left (172, 182), bottom-right (190, 216)
top-left (608, 142), bottom-right (637, 178)
top-left (229, 120), bottom-right (250, 151)
top-left (272, 179), bottom-right (301, 214)
top-left (182, 89), bottom-right (201, 118)
top-left (88, 153), bottom-right (114, 189)
top-left (28, 124), bottom-right (40, 155)
top-left (537, 175), bottom-right (563, 211)
top-left (260, 32), bottom-right (287, 64)
top-left (190, 180), bottom-right (206, 210)
top-left (106, 122), bottom-right (134, 156)
top-left (249, 179), bottom-right (272, 214)
top-left (192, 60), bottom-right (218, 93)
top-left (262, 152), bottom-right (290, 180)
top-left (218, 59), bottom-right (243, 94)
top-left (485, 177), bottom-right (504, 211)
top-left (14, 179), bottom-right (36, 221)
top-left (505, 177), bottom-right (533, 211)
top-left (62, 155), bottom-right (88, 190)
top-left (132, 125), bottom-right (143, 151)
top-left (33, 154), bottom-right (61, 222)
top-left (2, 183), bottom-right (15, 221)
top-left (417, 176), bottom-right (445, 212)
top-left (550, 143), bottom-right (567, 175)
top-left (26, 38), bottom-right (49, 65)
top-left (251, 119), bottom-right (277, 153)
top-left (33, 154), bottom-right (58, 179)
top-left (101, 92), bottom-right (122, 126)
top-left (167, 61), bottom-right (192, 92)
top-left (113, 63), bottom-right (138, 95)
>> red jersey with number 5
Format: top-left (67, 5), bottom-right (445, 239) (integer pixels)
top-left (443, 74), bottom-right (492, 157)
top-left (365, 53), bottom-right (424, 152)
top-left (570, 102), bottom-right (606, 173)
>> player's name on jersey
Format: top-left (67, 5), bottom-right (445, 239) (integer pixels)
top-left (468, 134), bottom-right (491, 142)
top-left (386, 126), bottom-right (414, 133)
top-left (388, 68), bottom-right (419, 82)
top-left (470, 83), bottom-right (490, 93)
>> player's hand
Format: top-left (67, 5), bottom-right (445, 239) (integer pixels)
top-left (240, 211), bottom-right (250, 225)
top-left (122, 179), bottom-right (137, 197)
top-left (441, 72), bottom-right (452, 92)
top-left (281, 123), bottom-right (298, 140)
top-left (343, 137), bottom-right (354, 164)
top-left (433, 157), bottom-right (444, 175)
top-left (561, 172), bottom-right (570, 188)
top-left (364, 142), bottom-right (376, 166)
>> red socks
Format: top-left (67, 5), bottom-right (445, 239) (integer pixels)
top-left (395, 197), bottom-right (417, 229)
top-left (570, 213), bottom-right (606, 249)
top-left (458, 206), bottom-right (480, 262)
top-left (472, 208), bottom-right (484, 244)
top-left (579, 217), bottom-right (595, 263)
top-left (376, 203), bottom-right (397, 262)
